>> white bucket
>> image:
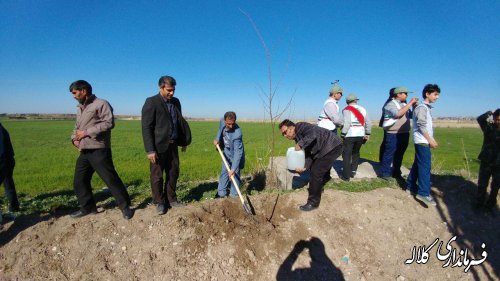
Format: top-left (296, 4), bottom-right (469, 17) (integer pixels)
top-left (286, 147), bottom-right (305, 170)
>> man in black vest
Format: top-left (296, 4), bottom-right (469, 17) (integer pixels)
top-left (142, 75), bottom-right (188, 215)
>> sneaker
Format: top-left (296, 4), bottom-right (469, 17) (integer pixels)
top-left (70, 208), bottom-right (98, 219)
top-left (416, 194), bottom-right (437, 206)
top-left (169, 201), bottom-right (185, 208)
top-left (156, 203), bottom-right (166, 215)
top-left (121, 206), bottom-right (134, 220)
top-left (405, 189), bottom-right (416, 196)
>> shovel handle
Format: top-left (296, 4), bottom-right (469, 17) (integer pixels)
top-left (215, 144), bottom-right (246, 205)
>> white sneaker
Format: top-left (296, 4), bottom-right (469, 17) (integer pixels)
top-left (416, 194), bottom-right (437, 206)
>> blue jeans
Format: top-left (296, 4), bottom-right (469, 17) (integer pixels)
top-left (407, 144), bottom-right (431, 196)
top-left (218, 162), bottom-right (240, 198)
top-left (380, 132), bottom-right (409, 177)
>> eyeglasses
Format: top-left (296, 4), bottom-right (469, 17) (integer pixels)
top-left (281, 127), bottom-right (289, 136)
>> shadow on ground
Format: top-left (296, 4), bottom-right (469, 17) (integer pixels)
top-left (0, 183), bottom-right (140, 246)
top-left (432, 174), bottom-right (499, 281)
top-left (0, 189), bottom-right (80, 246)
top-left (246, 170), bottom-right (266, 193)
top-left (276, 237), bottom-right (345, 281)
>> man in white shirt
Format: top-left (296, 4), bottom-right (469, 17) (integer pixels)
top-left (317, 83), bottom-right (344, 134)
top-left (340, 94), bottom-right (371, 181)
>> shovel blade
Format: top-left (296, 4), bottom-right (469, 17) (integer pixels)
top-left (243, 201), bottom-right (254, 216)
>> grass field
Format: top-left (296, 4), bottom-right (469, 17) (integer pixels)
top-left (0, 119), bottom-right (483, 213)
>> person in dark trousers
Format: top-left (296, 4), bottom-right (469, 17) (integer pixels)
top-left (378, 88), bottom-right (396, 163)
top-left (142, 75), bottom-right (188, 215)
top-left (0, 123), bottom-right (20, 213)
top-left (475, 109), bottom-right (500, 211)
top-left (69, 80), bottom-right (134, 219)
top-left (279, 119), bottom-right (343, 211)
top-left (340, 94), bottom-right (371, 181)
top-left (379, 87), bottom-right (418, 181)
top-left (213, 111), bottom-right (245, 198)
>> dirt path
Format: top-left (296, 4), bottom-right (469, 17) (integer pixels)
top-left (1, 179), bottom-right (498, 280)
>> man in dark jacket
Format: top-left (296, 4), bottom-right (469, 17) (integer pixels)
top-left (279, 119), bottom-right (343, 211)
top-left (142, 75), bottom-right (189, 215)
top-left (0, 123), bottom-right (20, 213)
top-left (475, 109), bottom-right (500, 211)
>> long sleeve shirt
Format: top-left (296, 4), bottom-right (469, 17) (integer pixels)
top-left (294, 122), bottom-right (342, 169)
top-left (341, 104), bottom-right (372, 137)
top-left (324, 100), bottom-right (344, 127)
top-left (71, 95), bottom-right (115, 150)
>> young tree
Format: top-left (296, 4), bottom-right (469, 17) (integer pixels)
top-left (240, 9), bottom-right (294, 187)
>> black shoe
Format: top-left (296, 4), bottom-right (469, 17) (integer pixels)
top-left (156, 203), bottom-right (166, 215)
top-left (8, 204), bottom-right (20, 213)
top-left (351, 171), bottom-right (357, 178)
top-left (121, 206), bottom-right (134, 220)
top-left (339, 175), bottom-right (350, 182)
top-left (169, 201), bottom-right (185, 208)
top-left (299, 203), bottom-right (318, 212)
top-left (393, 175), bottom-right (405, 181)
top-left (70, 209), bottom-right (97, 219)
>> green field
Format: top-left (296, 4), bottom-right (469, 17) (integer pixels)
top-left (0, 119), bottom-right (483, 212)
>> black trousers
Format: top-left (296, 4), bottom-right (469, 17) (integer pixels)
top-left (73, 148), bottom-right (131, 212)
top-left (0, 164), bottom-right (19, 211)
top-left (150, 144), bottom-right (179, 204)
top-left (477, 161), bottom-right (500, 207)
top-left (342, 137), bottom-right (364, 179)
top-left (308, 143), bottom-right (343, 206)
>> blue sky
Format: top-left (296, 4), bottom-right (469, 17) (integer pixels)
top-left (1, 0), bottom-right (499, 119)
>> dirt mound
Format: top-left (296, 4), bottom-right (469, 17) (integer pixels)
top-left (1, 180), bottom-right (499, 280)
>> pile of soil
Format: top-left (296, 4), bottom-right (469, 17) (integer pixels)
top-left (1, 178), bottom-right (498, 280)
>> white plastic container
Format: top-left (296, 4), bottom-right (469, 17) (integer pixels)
top-left (286, 147), bottom-right (305, 170)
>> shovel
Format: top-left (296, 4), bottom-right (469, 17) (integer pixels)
top-left (215, 144), bottom-right (254, 216)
